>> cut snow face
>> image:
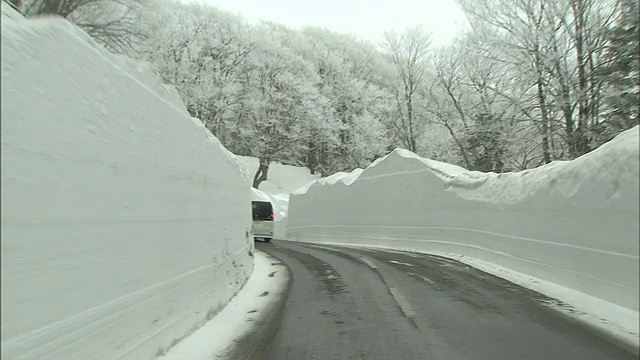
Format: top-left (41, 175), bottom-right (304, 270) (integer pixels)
top-left (1, 11), bottom-right (253, 360)
top-left (286, 127), bottom-right (639, 349)
top-left (236, 156), bottom-right (320, 195)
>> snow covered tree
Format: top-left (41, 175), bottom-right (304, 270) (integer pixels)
top-left (596, 0), bottom-right (640, 144)
top-left (226, 26), bottom-right (342, 186)
top-left (286, 27), bottom-right (392, 173)
top-left (133, 7), bottom-right (395, 179)
top-left (464, 112), bottom-right (508, 172)
top-left (547, 0), bottom-right (620, 156)
top-left (137, 1), bottom-right (255, 148)
top-left (381, 26), bottom-right (432, 153)
top-left (427, 35), bottom-right (538, 172)
top-left (456, 0), bottom-right (559, 163)
top-left (456, 0), bottom-right (620, 163)
top-left (428, 46), bottom-right (472, 168)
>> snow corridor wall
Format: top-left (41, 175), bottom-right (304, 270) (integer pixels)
top-left (287, 127), bottom-right (640, 312)
top-left (1, 9), bottom-right (253, 360)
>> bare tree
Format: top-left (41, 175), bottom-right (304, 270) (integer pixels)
top-left (382, 26), bottom-right (431, 152)
top-left (597, 0), bottom-right (640, 143)
top-left (428, 48), bottom-right (473, 168)
top-left (457, 0), bottom-right (558, 163)
top-left (457, 0), bottom-right (621, 162)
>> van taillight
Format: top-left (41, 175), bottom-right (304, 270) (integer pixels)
top-left (270, 213), bottom-right (274, 219)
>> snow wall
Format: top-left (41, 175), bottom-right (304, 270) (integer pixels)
top-left (1, 7), bottom-right (254, 360)
top-left (287, 126), bottom-right (640, 311)
top-left (236, 155), bottom-right (320, 195)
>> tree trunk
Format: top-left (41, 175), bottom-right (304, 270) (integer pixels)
top-left (570, 0), bottom-right (594, 156)
top-left (406, 89), bottom-right (416, 152)
top-left (305, 141), bottom-right (318, 176)
top-left (442, 120), bottom-right (472, 170)
top-left (7, 0), bottom-right (22, 11)
top-left (536, 78), bottom-right (552, 164)
top-left (252, 160), bottom-right (270, 189)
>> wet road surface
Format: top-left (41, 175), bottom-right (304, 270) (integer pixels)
top-left (233, 240), bottom-right (634, 360)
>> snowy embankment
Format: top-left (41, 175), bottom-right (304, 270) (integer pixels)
top-left (236, 156), bottom-right (321, 196)
top-left (287, 127), bottom-right (640, 349)
top-left (159, 250), bottom-right (289, 360)
top-left (1, 6), bottom-right (253, 360)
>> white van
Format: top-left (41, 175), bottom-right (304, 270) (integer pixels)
top-left (251, 201), bottom-right (274, 242)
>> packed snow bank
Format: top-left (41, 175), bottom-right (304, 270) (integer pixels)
top-left (159, 250), bottom-right (289, 360)
top-left (236, 156), bottom-right (320, 195)
top-left (292, 168), bottom-right (365, 195)
top-left (1, 11), bottom-right (253, 360)
top-left (287, 127), bottom-right (639, 314)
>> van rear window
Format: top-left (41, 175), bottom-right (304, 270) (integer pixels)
top-left (252, 201), bottom-right (273, 220)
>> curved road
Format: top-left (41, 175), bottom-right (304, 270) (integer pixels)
top-left (233, 240), bottom-right (634, 360)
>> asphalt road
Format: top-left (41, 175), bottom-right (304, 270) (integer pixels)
top-left (232, 240), bottom-right (634, 360)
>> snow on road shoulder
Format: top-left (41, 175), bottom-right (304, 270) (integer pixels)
top-left (457, 254), bottom-right (640, 354)
top-left (159, 250), bottom-right (290, 360)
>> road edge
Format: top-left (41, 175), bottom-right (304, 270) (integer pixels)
top-left (223, 247), bottom-right (293, 360)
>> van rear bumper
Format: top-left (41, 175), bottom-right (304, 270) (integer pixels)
top-left (252, 220), bottom-right (274, 238)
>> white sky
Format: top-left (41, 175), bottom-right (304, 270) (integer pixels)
top-left (193, 0), bottom-right (469, 47)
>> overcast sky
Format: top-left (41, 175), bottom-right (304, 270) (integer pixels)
top-left (194, 0), bottom-right (469, 47)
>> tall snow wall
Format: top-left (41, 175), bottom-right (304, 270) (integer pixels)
top-left (287, 127), bottom-right (640, 311)
top-left (1, 7), bottom-right (253, 360)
